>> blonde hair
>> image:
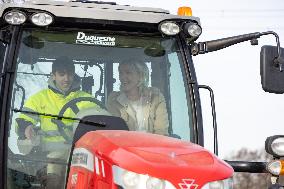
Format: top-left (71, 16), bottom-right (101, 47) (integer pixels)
top-left (119, 61), bottom-right (149, 91)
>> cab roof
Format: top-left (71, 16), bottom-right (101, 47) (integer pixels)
top-left (0, 0), bottom-right (200, 24)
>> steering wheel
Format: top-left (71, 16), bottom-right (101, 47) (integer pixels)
top-left (52, 97), bottom-right (106, 143)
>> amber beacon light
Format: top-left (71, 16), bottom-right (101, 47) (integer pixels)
top-left (178, 6), bottom-right (193, 16)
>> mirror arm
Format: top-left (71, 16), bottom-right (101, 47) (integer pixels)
top-left (191, 31), bottom-right (284, 71)
top-left (260, 31), bottom-right (281, 58)
top-left (191, 32), bottom-right (262, 55)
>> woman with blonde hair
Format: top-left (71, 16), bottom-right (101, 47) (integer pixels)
top-left (106, 61), bottom-right (169, 135)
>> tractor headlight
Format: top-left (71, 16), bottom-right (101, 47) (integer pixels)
top-left (265, 135), bottom-right (284, 158)
top-left (183, 22), bottom-right (202, 38)
top-left (112, 165), bottom-right (175, 189)
top-left (4, 10), bottom-right (26, 25)
top-left (159, 21), bottom-right (180, 36)
top-left (31, 12), bottom-right (53, 26)
top-left (146, 177), bottom-right (165, 189)
top-left (122, 170), bottom-right (140, 188)
top-left (202, 177), bottom-right (233, 189)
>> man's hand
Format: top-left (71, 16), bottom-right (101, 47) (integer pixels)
top-left (24, 125), bottom-right (35, 139)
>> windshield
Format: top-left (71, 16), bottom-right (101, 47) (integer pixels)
top-left (7, 29), bottom-right (193, 189)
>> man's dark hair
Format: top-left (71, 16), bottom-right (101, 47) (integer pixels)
top-left (52, 56), bottom-right (75, 74)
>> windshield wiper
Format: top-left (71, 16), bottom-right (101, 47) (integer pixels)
top-left (13, 108), bottom-right (106, 127)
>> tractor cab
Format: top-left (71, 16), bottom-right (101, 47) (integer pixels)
top-left (0, 0), bottom-right (284, 189)
top-left (0, 1), bottom-right (206, 188)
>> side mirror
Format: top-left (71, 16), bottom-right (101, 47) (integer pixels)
top-left (260, 45), bottom-right (284, 94)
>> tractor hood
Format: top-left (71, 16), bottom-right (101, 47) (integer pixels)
top-left (76, 130), bottom-right (233, 188)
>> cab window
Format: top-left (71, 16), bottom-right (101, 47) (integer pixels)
top-left (7, 29), bottom-right (194, 189)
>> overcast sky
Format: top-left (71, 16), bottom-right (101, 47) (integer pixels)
top-left (103, 0), bottom-right (284, 158)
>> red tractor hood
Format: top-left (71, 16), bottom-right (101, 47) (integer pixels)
top-left (76, 130), bottom-right (233, 188)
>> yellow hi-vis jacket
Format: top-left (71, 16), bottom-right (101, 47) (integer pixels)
top-left (16, 76), bottom-right (98, 150)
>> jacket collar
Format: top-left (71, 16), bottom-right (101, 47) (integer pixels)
top-left (116, 92), bottom-right (129, 108)
top-left (116, 88), bottom-right (153, 107)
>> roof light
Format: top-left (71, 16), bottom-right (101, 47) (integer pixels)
top-left (4, 11), bottom-right (26, 25)
top-left (184, 22), bottom-right (202, 38)
top-left (267, 160), bottom-right (284, 176)
top-left (178, 7), bottom-right (192, 16)
top-left (31, 12), bottom-right (53, 26)
top-left (159, 21), bottom-right (180, 36)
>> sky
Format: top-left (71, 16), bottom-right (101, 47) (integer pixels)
top-left (100, 0), bottom-right (284, 158)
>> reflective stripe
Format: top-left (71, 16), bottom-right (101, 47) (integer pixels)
top-left (21, 107), bottom-right (40, 122)
top-left (38, 130), bottom-right (62, 137)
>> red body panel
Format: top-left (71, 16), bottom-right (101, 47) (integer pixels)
top-left (67, 130), bottom-right (233, 188)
